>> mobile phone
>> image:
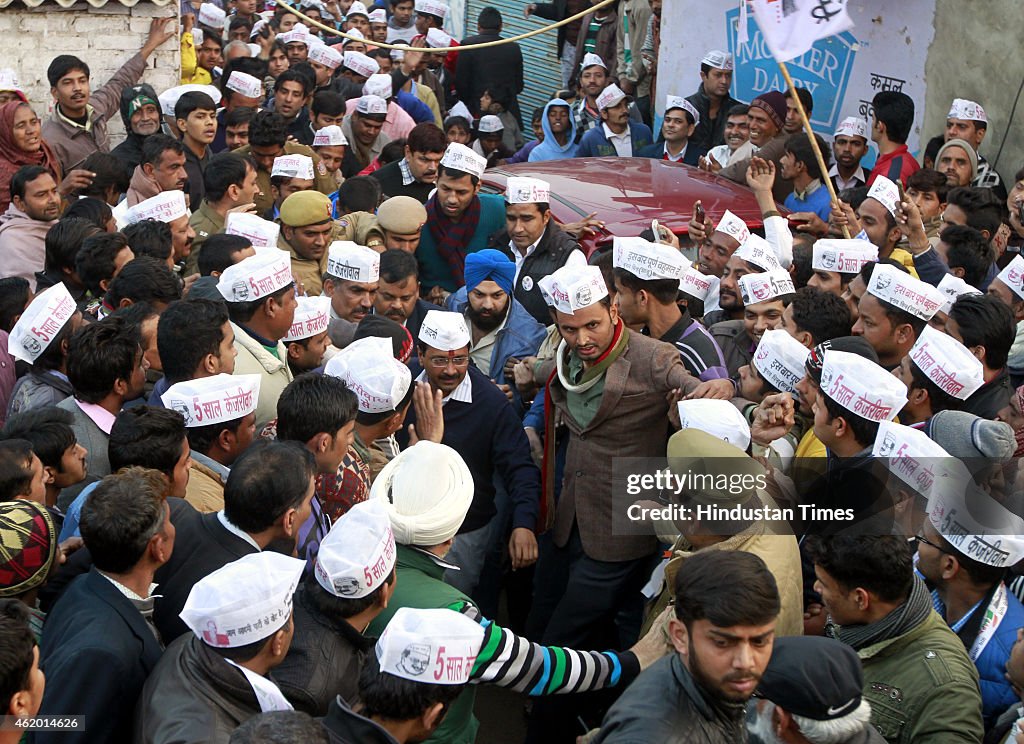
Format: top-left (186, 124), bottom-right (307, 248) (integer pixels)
top-left (651, 219), bottom-right (661, 242)
top-left (895, 180), bottom-right (906, 204)
top-left (694, 202), bottom-right (706, 224)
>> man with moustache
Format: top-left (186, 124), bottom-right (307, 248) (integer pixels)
top-left (594, 551), bottom-right (780, 743)
top-left (374, 249), bottom-right (441, 339)
top-left (686, 50), bottom-right (742, 154)
top-left (323, 241), bottom-right (380, 325)
top-left (111, 84), bottom-right (162, 176)
top-left (686, 208), bottom-right (751, 318)
top-left (718, 91), bottom-right (793, 203)
top-left (829, 116), bottom-right (870, 193)
top-left (371, 123), bottom-right (447, 202)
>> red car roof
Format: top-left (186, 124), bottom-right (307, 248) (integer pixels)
top-left (481, 157), bottom-right (768, 255)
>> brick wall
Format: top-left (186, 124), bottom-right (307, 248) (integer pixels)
top-left (0, 1), bottom-right (180, 146)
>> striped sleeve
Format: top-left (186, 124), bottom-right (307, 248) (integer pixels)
top-left (447, 602), bottom-right (640, 695)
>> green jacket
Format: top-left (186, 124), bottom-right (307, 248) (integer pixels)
top-left (858, 610), bottom-right (982, 744)
top-left (416, 193), bottom-right (507, 293)
top-left (365, 545), bottom-right (478, 744)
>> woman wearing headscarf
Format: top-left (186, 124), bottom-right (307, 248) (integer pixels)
top-left (0, 101), bottom-right (65, 214)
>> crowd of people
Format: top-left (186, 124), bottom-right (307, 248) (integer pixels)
top-left (0, 0), bottom-right (1022, 743)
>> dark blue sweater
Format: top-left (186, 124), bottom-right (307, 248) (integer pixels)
top-left (398, 366), bottom-right (540, 533)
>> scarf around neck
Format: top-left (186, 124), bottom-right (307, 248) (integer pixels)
top-left (830, 575), bottom-right (933, 651)
top-left (539, 321), bottom-right (629, 529)
top-left (425, 191), bottom-right (481, 287)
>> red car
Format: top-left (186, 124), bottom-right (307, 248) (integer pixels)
top-left (480, 157), bottom-right (768, 256)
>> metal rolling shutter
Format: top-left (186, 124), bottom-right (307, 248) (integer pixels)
top-left (463, 0), bottom-right (563, 136)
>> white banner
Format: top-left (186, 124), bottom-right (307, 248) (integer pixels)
top-left (750, 0), bottom-right (854, 63)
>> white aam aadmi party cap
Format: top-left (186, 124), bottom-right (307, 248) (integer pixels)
top-left (665, 95), bottom-right (700, 126)
top-left (347, 0), bottom-right (370, 17)
top-left (679, 265), bottom-right (713, 301)
top-left (158, 84), bottom-right (222, 117)
top-left (478, 115), bottom-right (504, 134)
top-left (580, 52), bottom-right (606, 71)
top-left (356, 95), bottom-right (388, 116)
top-left (867, 174), bottom-right (901, 217)
top-left (415, 0), bottom-right (449, 18)
top-left (538, 265), bottom-right (609, 315)
top-left (315, 499), bottom-right (397, 598)
top-left (505, 177), bottom-right (550, 204)
top-left (867, 263), bottom-right (945, 321)
top-left (327, 241), bottom-right (380, 284)
top-left (313, 125), bottom-right (348, 148)
top-left (279, 24), bottom-right (312, 46)
top-left (752, 329), bottom-right (809, 395)
top-left (820, 349), bottom-right (907, 422)
top-left (376, 607), bottom-right (484, 684)
top-left (8, 283), bottom-right (76, 364)
top-left (217, 249), bottom-right (293, 303)
top-left (418, 309), bottom-right (471, 351)
top-left (928, 472), bottom-right (1024, 568)
top-left (363, 73), bottom-right (393, 100)
top-left (935, 273), bottom-right (981, 315)
top-left (325, 336), bottom-right (412, 413)
top-left (181, 552), bottom-right (305, 648)
top-left (811, 239), bottom-right (878, 274)
top-left (163, 373), bottom-right (261, 427)
top-left (738, 268), bottom-right (795, 306)
top-left (447, 100), bottom-right (471, 121)
top-left (701, 50), bottom-right (733, 70)
top-left (873, 420), bottom-right (957, 498)
top-left (308, 43), bottom-right (344, 70)
top-left (676, 399), bottom-right (751, 452)
top-left (613, 236), bottom-right (686, 282)
top-left (440, 142), bottom-right (487, 179)
top-left (343, 29), bottom-right (368, 46)
top-left (995, 255), bottom-right (1024, 301)
top-left (198, 3), bottom-right (227, 28)
top-left (226, 71), bottom-right (264, 100)
top-left (344, 51), bottom-right (380, 78)
top-left (595, 83), bottom-right (627, 111)
top-left (947, 98), bottom-right (988, 124)
top-left (125, 190), bottom-right (188, 226)
top-left (225, 211), bottom-right (280, 249)
top-left (908, 325), bottom-right (984, 401)
top-left (271, 154), bottom-right (315, 180)
top-left (426, 28), bottom-right (454, 48)
top-left (712, 209), bottom-right (750, 245)
top-left (284, 295), bottom-right (331, 343)
top-left (834, 116), bottom-right (869, 140)
top-left (734, 234), bottom-right (781, 272)
top-left (369, 8), bottom-right (387, 23)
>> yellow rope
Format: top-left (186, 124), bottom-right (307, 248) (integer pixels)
top-left (286, 0), bottom-right (617, 53)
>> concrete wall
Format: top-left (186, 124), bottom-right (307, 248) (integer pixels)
top-left (0, 1), bottom-right (179, 146)
top-left (924, 0), bottom-right (1024, 184)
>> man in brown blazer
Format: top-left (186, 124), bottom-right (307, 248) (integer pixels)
top-left (524, 263), bottom-right (732, 741)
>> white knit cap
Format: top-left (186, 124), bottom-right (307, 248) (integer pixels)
top-left (371, 441), bottom-right (474, 545)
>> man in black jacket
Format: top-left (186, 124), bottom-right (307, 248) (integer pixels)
top-left (36, 468), bottom-right (173, 744)
top-left (152, 440), bottom-right (317, 642)
top-left (275, 499), bottom-right (396, 715)
top-left (110, 83), bottom-right (161, 177)
top-left (370, 123), bottom-right (446, 203)
top-left (491, 176), bottom-right (586, 324)
top-left (456, 7), bottom-right (524, 125)
top-left (594, 550), bottom-right (779, 744)
top-left (686, 50), bottom-right (743, 155)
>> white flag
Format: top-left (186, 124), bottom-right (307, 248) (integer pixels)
top-left (750, 0), bottom-right (854, 63)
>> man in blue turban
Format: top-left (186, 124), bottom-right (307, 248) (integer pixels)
top-left (445, 249), bottom-right (547, 408)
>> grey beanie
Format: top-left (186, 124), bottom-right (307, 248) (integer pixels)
top-left (928, 409), bottom-right (1015, 462)
top-left (935, 138), bottom-right (979, 182)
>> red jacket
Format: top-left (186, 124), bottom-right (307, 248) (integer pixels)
top-left (867, 144), bottom-right (920, 187)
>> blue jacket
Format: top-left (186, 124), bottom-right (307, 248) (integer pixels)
top-left (529, 98), bottom-right (579, 162)
top-left (575, 122), bottom-right (653, 158)
top-left (637, 140), bottom-right (704, 166)
top-left (970, 587), bottom-right (1024, 726)
top-left (395, 89), bottom-right (435, 124)
top-left (446, 288), bottom-right (547, 411)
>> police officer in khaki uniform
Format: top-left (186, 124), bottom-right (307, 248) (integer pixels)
top-left (375, 195), bottom-right (427, 253)
top-left (278, 191), bottom-right (334, 296)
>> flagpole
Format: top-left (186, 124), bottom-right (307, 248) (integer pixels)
top-left (777, 61), bottom-right (851, 239)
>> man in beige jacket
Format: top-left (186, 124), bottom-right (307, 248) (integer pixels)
top-left (217, 249), bottom-right (297, 432)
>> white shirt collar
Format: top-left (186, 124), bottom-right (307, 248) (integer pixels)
top-left (602, 122), bottom-right (630, 141)
top-left (414, 370), bottom-right (473, 404)
top-left (98, 572), bottom-right (158, 601)
top-left (664, 142), bottom-right (688, 162)
top-left (224, 659), bottom-right (294, 713)
top-left (217, 510), bottom-right (261, 551)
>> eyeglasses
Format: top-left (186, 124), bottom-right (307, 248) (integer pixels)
top-left (912, 533), bottom-right (951, 554)
top-left (426, 356), bottom-right (470, 369)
